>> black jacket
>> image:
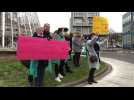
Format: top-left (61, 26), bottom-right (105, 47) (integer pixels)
top-left (43, 31), bottom-right (52, 40)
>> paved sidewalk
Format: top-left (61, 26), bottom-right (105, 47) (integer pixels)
top-left (83, 57), bottom-right (134, 87)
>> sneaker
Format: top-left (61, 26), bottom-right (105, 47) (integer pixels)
top-left (88, 81), bottom-right (93, 84)
top-left (28, 82), bottom-right (34, 87)
top-left (88, 79), bottom-right (93, 84)
top-left (58, 73), bottom-right (64, 79)
top-left (55, 77), bottom-right (61, 82)
top-left (60, 73), bottom-right (66, 76)
top-left (92, 80), bottom-right (98, 83)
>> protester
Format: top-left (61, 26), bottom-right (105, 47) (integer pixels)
top-left (72, 32), bottom-right (82, 67)
top-left (94, 37), bottom-right (107, 63)
top-left (63, 28), bottom-right (73, 73)
top-left (21, 24), bottom-right (52, 87)
top-left (43, 23), bottom-right (52, 40)
top-left (52, 28), bottom-right (66, 82)
top-left (69, 32), bottom-right (73, 60)
top-left (20, 32), bottom-right (38, 87)
top-left (93, 37), bottom-right (101, 63)
top-left (86, 33), bottom-right (99, 84)
top-left (20, 60), bottom-right (33, 86)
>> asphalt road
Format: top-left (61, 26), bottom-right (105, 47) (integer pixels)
top-left (82, 50), bottom-right (134, 87)
top-left (100, 50), bottom-right (134, 64)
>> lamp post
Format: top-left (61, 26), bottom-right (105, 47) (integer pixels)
top-left (130, 12), bottom-right (133, 49)
top-left (2, 12), bottom-right (5, 48)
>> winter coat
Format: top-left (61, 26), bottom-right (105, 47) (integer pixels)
top-left (86, 36), bottom-right (99, 69)
top-left (28, 32), bottom-right (52, 77)
top-left (51, 32), bottom-right (65, 65)
top-left (72, 36), bottom-right (82, 53)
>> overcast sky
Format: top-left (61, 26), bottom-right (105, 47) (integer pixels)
top-left (37, 12), bottom-right (126, 33)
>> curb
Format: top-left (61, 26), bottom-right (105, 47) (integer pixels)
top-left (57, 61), bottom-right (112, 87)
top-left (0, 51), bottom-right (16, 55)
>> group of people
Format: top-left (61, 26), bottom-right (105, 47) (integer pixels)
top-left (20, 23), bottom-right (106, 87)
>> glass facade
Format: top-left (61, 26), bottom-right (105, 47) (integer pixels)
top-left (123, 12), bottom-right (134, 49)
top-left (0, 12), bottom-right (40, 48)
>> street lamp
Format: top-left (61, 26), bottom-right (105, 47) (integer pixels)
top-left (130, 12), bottom-right (133, 49)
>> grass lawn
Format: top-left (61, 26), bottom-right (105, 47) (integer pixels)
top-left (0, 55), bottom-right (106, 87)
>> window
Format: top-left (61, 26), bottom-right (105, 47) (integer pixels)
top-left (75, 12), bottom-right (84, 17)
top-left (6, 28), bottom-right (11, 31)
top-left (75, 18), bottom-right (82, 23)
top-left (88, 17), bottom-right (92, 25)
top-left (14, 29), bottom-right (18, 31)
top-left (87, 12), bottom-right (98, 17)
top-left (76, 27), bottom-right (81, 32)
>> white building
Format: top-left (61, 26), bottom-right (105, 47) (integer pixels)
top-left (70, 12), bottom-right (99, 34)
top-left (0, 12), bottom-right (40, 48)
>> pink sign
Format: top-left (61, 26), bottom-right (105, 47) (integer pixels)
top-left (16, 36), bottom-right (69, 60)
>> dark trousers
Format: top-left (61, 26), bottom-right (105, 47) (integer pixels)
top-left (35, 60), bottom-right (48, 87)
top-left (69, 50), bottom-right (72, 60)
top-left (20, 60), bottom-right (33, 85)
top-left (54, 60), bottom-right (65, 77)
top-left (54, 64), bottom-right (59, 77)
top-left (73, 52), bottom-right (81, 66)
top-left (21, 60), bottom-right (48, 87)
top-left (69, 50), bottom-right (72, 55)
top-left (88, 68), bottom-right (96, 82)
top-left (96, 51), bottom-right (100, 62)
top-left (65, 62), bottom-right (71, 72)
top-left (59, 60), bottom-right (65, 75)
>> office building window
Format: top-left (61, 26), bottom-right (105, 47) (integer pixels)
top-left (74, 18), bottom-right (82, 24)
top-left (76, 27), bottom-right (81, 32)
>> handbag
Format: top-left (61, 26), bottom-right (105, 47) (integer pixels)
top-left (89, 55), bottom-right (98, 63)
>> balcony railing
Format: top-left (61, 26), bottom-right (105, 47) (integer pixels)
top-left (72, 23), bottom-right (92, 26)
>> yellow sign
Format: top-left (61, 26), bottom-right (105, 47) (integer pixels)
top-left (92, 16), bottom-right (109, 35)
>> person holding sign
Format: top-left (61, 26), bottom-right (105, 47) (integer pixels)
top-left (34, 23), bottom-right (52, 87)
top-left (53, 28), bottom-right (66, 82)
top-left (20, 23), bottom-right (52, 87)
